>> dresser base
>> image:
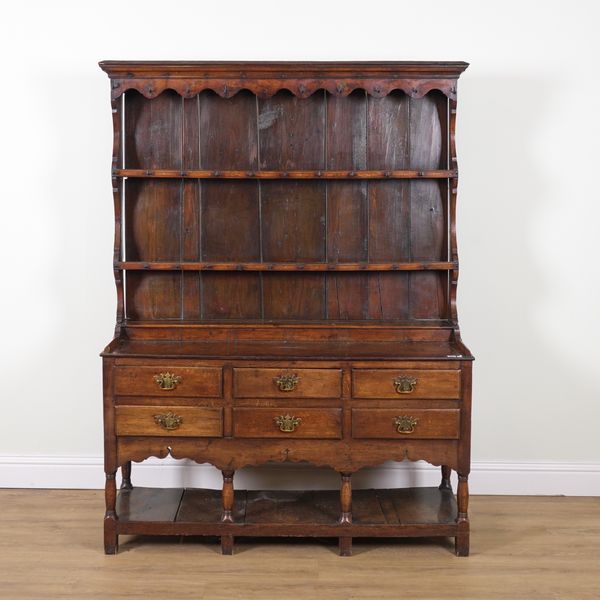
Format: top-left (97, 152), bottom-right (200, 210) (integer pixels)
top-left (107, 486), bottom-right (468, 556)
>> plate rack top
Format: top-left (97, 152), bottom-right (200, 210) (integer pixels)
top-left (99, 60), bottom-right (469, 100)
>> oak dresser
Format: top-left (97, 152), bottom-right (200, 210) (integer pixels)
top-left (99, 60), bottom-right (473, 556)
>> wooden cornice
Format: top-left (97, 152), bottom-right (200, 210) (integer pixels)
top-left (99, 60), bottom-right (469, 100)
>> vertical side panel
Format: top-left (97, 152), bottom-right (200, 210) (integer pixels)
top-left (407, 272), bottom-right (447, 320)
top-left (125, 180), bottom-right (181, 261)
top-left (261, 181), bottom-right (326, 262)
top-left (326, 91), bottom-right (369, 319)
top-left (182, 96), bottom-right (201, 319)
top-left (200, 91), bottom-right (260, 319)
top-left (327, 273), bottom-right (369, 320)
top-left (125, 272), bottom-right (182, 320)
top-left (124, 180), bottom-right (182, 320)
top-left (262, 273), bottom-right (325, 320)
top-left (199, 90), bottom-right (259, 170)
top-left (124, 91), bottom-right (182, 169)
top-left (367, 272), bottom-right (410, 320)
top-left (202, 273), bottom-right (262, 319)
top-left (409, 91), bottom-right (444, 171)
top-left (202, 181), bottom-right (261, 319)
top-left (367, 91), bottom-right (410, 319)
top-left (259, 92), bottom-right (326, 319)
top-left (258, 91), bottom-right (324, 170)
top-left (409, 92), bottom-right (447, 319)
top-left (449, 97), bottom-right (459, 324)
top-left (123, 91), bottom-right (183, 320)
top-left (202, 181), bottom-right (260, 261)
top-left (111, 97), bottom-right (124, 333)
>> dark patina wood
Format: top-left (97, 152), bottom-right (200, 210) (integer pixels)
top-left (99, 60), bottom-right (472, 557)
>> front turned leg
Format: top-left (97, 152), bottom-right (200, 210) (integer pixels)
top-left (339, 472), bottom-right (352, 556)
top-left (120, 461), bottom-right (132, 490)
top-left (221, 470), bottom-right (235, 555)
top-left (104, 471), bottom-right (118, 554)
top-left (455, 474), bottom-right (470, 557)
top-left (439, 465), bottom-right (452, 491)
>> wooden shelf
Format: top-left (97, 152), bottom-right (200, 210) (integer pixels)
top-left (114, 168), bottom-right (457, 180)
top-left (117, 261), bottom-right (456, 272)
top-left (116, 487), bottom-right (458, 538)
top-left (102, 339), bottom-right (471, 360)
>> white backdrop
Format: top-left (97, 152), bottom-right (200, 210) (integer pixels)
top-left (1, 0), bottom-right (599, 494)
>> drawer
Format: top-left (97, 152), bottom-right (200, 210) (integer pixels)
top-left (233, 368), bottom-right (342, 398)
top-left (114, 366), bottom-right (222, 397)
top-left (352, 369), bottom-right (460, 399)
top-left (115, 406), bottom-right (223, 437)
top-left (233, 408), bottom-right (342, 439)
top-left (351, 409), bottom-right (460, 439)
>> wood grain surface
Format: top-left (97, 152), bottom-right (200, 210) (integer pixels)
top-left (233, 408), bottom-right (342, 439)
top-left (351, 408), bottom-right (460, 439)
top-left (352, 368), bottom-right (461, 399)
top-left (114, 366), bottom-right (222, 397)
top-left (100, 61), bottom-right (473, 557)
top-left (1, 490), bottom-right (598, 600)
top-left (233, 368), bottom-right (342, 398)
top-left (118, 84), bottom-right (452, 322)
top-left (115, 406), bottom-right (223, 437)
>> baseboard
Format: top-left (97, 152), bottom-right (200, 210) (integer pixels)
top-left (1, 455), bottom-right (598, 496)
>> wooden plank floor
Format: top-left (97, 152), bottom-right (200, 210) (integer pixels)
top-left (0, 490), bottom-right (599, 599)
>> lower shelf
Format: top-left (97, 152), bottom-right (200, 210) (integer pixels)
top-left (115, 486), bottom-right (459, 538)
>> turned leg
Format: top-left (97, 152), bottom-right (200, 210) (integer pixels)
top-left (338, 472), bottom-right (352, 556)
top-left (439, 465), bottom-right (452, 491)
top-left (221, 534), bottom-right (234, 555)
top-left (104, 471), bottom-right (118, 554)
top-left (221, 470), bottom-right (235, 523)
top-left (455, 474), bottom-right (470, 557)
top-left (120, 461), bottom-right (132, 490)
top-left (221, 470), bottom-right (235, 555)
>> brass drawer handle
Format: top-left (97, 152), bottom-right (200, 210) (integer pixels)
top-left (275, 414), bottom-right (302, 432)
top-left (274, 373), bottom-right (300, 392)
top-left (154, 412), bottom-right (183, 430)
top-left (153, 372), bottom-right (182, 391)
top-left (394, 415), bottom-right (418, 434)
top-left (393, 376), bottom-right (417, 394)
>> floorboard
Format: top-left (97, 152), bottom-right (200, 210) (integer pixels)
top-left (0, 490), bottom-right (599, 599)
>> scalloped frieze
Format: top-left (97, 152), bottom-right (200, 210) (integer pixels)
top-left (109, 78), bottom-right (458, 101)
top-left (117, 438), bottom-right (460, 473)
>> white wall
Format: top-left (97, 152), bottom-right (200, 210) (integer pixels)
top-left (1, 0), bottom-right (599, 493)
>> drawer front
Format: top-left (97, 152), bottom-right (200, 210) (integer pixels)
top-left (352, 369), bottom-right (460, 399)
top-left (233, 408), bottom-right (342, 439)
top-left (114, 366), bottom-right (222, 397)
top-left (351, 409), bottom-right (460, 439)
top-left (233, 368), bottom-right (342, 398)
top-left (115, 406), bottom-right (223, 437)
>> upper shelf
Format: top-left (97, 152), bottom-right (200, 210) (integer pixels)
top-left (114, 169), bottom-right (457, 180)
top-left (99, 61), bottom-right (469, 100)
top-left (116, 261), bottom-right (457, 272)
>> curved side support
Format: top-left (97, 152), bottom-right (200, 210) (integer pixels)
top-left (448, 97), bottom-right (459, 328)
top-left (110, 96), bottom-right (124, 337)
